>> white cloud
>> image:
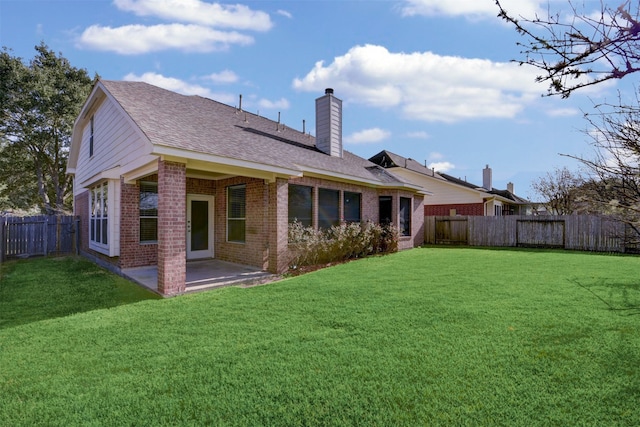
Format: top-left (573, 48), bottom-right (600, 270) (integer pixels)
top-left (400, 0), bottom-right (542, 20)
top-left (345, 128), bottom-right (391, 144)
top-left (114, 0), bottom-right (272, 31)
top-left (123, 72), bottom-right (236, 103)
top-left (429, 161), bottom-right (455, 172)
top-left (277, 10), bottom-right (293, 19)
top-left (204, 70), bottom-right (239, 84)
top-left (547, 107), bottom-right (580, 117)
top-left (78, 24), bottom-right (253, 54)
top-left (258, 97), bottom-right (290, 110)
top-left (293, 44), bottom-right (542, 123)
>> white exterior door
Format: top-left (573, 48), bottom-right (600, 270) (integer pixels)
top-left (186, 194), bottom-right (214, 260)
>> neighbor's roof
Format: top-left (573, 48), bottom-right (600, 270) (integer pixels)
top-left (369, 150), bottom-right (447, 181)
top-left (98, 80), bottom-right (415, 188)
top-left (370, 149), bottom-right (529, 204)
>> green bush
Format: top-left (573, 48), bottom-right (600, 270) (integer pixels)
top-left (288, 221), bottom-right (398, 269)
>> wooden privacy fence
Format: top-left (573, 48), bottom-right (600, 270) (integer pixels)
top-left (0, 215), bottom-right (78, 261)
top-left (425, 215), bottom-right (634, 253)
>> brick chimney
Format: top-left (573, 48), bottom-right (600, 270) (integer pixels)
top-left (507, 182), bottom-right (514, 194)
top-left (482, 165), bottom-right (492, 191)
top-left (315, 88), bottom-right (342, 157)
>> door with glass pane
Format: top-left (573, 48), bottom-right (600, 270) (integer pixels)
top-left (187, 195), bottom-right (214, 259)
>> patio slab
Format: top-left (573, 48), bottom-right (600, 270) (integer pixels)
top-left (122, 259), bottom-right (281, 295)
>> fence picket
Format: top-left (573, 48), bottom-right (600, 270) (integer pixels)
top-left (1, 215), bottom-right (77, 259)
top-left (425, 215), bottom-right (632, 253)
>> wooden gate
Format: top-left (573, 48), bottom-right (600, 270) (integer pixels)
top-left (435, 217), bottom-right (468, 245)
top-left (516, 219), bottom-right (565, 248)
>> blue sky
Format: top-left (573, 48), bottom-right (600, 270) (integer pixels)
top-left (0, 0), bottom-right (631, 200)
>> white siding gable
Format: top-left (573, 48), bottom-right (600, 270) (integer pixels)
top-left (73, 90), bottom-right (154, 195)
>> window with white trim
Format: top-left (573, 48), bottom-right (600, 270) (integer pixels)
top-left (139, 181), bottom-right (158, 243)
top-left (90, 182), bottom-right (108, 246)
top-left (227, 184), bottom-right (246, 243)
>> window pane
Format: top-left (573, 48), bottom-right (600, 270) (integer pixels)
top-left (102, 218), bottom-right (108, 244)
top-left (139, 182), bottom-right (158, 216)
top-left (288, 185), bottom-right (312, 227)
top-left (139, 181), bottom-right (158, 243)
top-left (228, 185), bottom-right (246, 219)
top-left (140, 218), bottom-right (158, 242)
top-left (227, 185), bottom-right (246, 243)
top-left (318, 188), bottom-right (339, 229)
top-left (102, 182), bottom-right (108, 217)
top-left (191, 200), bottom-right (209, 251)
top-left (228, 219), bottom-right (246, 242)
top-left (379, 196), bottom-right (392, 225)
top-left (344, 192), bottom-right (361, 223)
top-left (400, 197), bottom-right (411, 236)
top-left (96, 217), bottom-right (101, 242)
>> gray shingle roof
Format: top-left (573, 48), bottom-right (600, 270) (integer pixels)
top-left (101, 80), bottom-right (411, 186)
top-left (370, 149), bottom-right (529, 203)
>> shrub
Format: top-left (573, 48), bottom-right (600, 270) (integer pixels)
top-left (288, 221), bottom-right (398, 269)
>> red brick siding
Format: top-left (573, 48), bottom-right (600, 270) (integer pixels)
top-left (119, 178), bottom-right (157, 269)
top-left (425, 203), bottom-right (484, 216)
top-left (157, 160), bottom-right (186, 295)
top-left (214, 177), bottom-right (268, 269)
top-left (269, 178), bottom-right (289, 274)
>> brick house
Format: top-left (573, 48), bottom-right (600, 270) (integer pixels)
top-left (369, 150), bottom-right (530, 217)
top-left (67, 81), bottom-right (427, 295)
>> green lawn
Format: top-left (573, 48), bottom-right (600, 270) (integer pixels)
top-left (1, 248), bottom-right (639, 426)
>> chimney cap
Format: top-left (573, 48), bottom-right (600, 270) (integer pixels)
top-left (325, 88), bottom-right (334, 95)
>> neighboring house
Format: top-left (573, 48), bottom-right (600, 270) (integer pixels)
top-left (67, 81), bottom-right (426, 295)
top-left (369, 150), bottom-right (530, 216)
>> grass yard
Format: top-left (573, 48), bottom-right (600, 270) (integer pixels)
top-left (1, 248), bottom-right (639, 426)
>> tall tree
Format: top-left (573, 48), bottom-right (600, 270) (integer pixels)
top-left (0, 43), bottom-right (94, 214)
top-left (496, 0), bottom-right (640, 98)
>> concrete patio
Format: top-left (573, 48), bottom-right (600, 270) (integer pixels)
top-left (122, 259), bottom-right (281, 295)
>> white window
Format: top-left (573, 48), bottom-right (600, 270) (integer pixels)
top-left (139, 181), bottom-right (158, 243)
top-left (88, 179), bottom-right (120, 256)
top-left (227, 184), bottom-right (246, 243)
top-left (90, 182), bottom-right (108, 247)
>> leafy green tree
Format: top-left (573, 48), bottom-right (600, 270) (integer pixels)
top-left (0, 43), bottom-right (94, 214)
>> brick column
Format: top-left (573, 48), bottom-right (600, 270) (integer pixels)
top-left (268, 178), bottom-right (289, 274)
top-left (157, 160), bottom-right (186, 295)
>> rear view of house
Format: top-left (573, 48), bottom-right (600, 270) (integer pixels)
top-left (67, 81), bottom-right (426, 295)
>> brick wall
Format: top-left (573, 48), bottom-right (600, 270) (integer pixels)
top-left (425, 203), bottom-right (484, 216)
top-left (268, 178), bottom-right (289, 274)
top-left (119, 178), bottom-right (157, 269)
top-left (157, 160), bottom-right (186, 295)
top-left (214, 177), bottom-right (268, 269)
